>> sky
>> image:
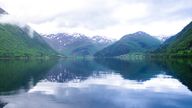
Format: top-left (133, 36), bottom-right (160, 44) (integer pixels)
top-left (0, 0), bottom-right (192, 39)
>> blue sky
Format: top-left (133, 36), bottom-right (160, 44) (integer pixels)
top-left (0, 0), bottom-right (192, 39)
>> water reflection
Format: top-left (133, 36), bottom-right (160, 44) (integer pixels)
top-left (162, 59), bottom-right (192, 91)
top-left (2, 73), bottom-right (192, 108)
top-left (95, 58), bottom-right (164, 81)
top-left (0, 58), bottom-right (192, 108)
top-left (0, 60), bottom-right (57, 94)
top-left (31, 74), bottom-right (191, 94)
top-left (44, 59), bottom-right (106, 82)
top-left (0, 101), bottom-right (6, 108)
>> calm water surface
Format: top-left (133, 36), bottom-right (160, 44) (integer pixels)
top-left (0, 58), bottom-right (192, 108)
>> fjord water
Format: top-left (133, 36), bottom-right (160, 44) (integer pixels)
top-left (0, 59), bottom-right (192, 108)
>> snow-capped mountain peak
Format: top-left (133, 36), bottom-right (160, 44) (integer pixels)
top-left (42, 32), bottom-right (115, 56)
top-left (156, 36), bottom-right (170, 42)
top-left (91, 36), bottom-right (113, 44)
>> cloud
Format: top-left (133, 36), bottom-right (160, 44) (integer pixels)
top-left (0, 14), bottom-right (35, 38)
top-left (0, 0), bottom-right (192, 39)
top-left (0, 14), bottom-right (25, 27)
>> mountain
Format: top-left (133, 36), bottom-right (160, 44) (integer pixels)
top-left (0, 8), bottom-right (8, 14)
top-left (0, 8), bottom-right (57, 58)
top-left (43, 33), bottom-right (114, 56)
top-left (156, 36), bottom-right (170, 43)
top-left (156, 21), bottom-right (192, 54)
top-left (0, 24), bottom-right (57, 57)
top-left (94, 31), bottom-right (161, 57)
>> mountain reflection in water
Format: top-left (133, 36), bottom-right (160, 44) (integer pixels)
top-left (0, 58), bottom-right (192, 108)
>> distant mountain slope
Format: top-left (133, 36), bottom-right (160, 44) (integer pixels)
top-left (157, 21), bottom-right (192, 53)
top-left (94, 31), bottom-right (161, 57)
top-left (0, 24), bottom-right (57, 57)
top-left (43, 33), bottom-right (114, 56)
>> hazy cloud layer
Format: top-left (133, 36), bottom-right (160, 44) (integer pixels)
top-left (0, 14), bottom-right (35, 38)
top-left (0, 0), bottom-right (192, 39)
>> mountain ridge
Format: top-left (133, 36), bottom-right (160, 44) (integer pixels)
top-left (0, 8), bottom-right (8, 14)
top-left (42, 33), bottom-right (114, 56)
top-left (156, 21), bottom-right (192, 54)
top-left (94, 31), bottom-right (161, 57)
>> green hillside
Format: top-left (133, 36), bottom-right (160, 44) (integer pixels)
top-left (0, 24), bottom-right (57, 58)
top-left (155, 21), bottom-right (192, 57)
top-left (94, 31), bottom-right (161, 57)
